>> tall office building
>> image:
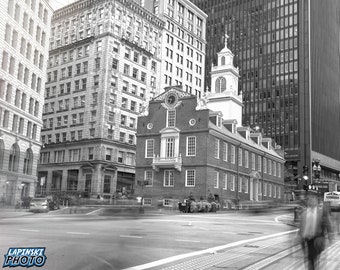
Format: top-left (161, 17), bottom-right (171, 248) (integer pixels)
top-left (38, 0), bottom-right (163, 199)
top-left (143, 0), bottom-right (207, 97)
top-left (191, 0), bottom-right (340, 189)
top-left (0, 0), bottom-right (52, 205)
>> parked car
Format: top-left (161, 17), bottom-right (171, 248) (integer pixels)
top-left (29, 198), bottom-right (49, 213)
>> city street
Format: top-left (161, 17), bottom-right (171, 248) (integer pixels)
top-left (0, 210), bottom-right (299, 270)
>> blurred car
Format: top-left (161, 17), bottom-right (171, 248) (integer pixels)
top-left (29, 198), bottom-right (49, 213)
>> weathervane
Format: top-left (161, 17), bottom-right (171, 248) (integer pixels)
top-left (224, 31), bottom-right (229, 47)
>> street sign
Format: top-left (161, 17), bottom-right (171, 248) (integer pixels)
top-left (324, 191), bottom-right (340, 207)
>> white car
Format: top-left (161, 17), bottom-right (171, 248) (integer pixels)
top-left (29, 198), bottom-right (49, 213)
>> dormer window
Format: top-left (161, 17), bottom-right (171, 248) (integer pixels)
top-left (217, 115), bottom-right (222, 128)
top-left (215, 77), bottom-right (226, 93)
top-left (167, 110), bottom-right (176, 127)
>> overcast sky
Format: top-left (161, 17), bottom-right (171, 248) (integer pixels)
top-left (50, 0), bottom-right (78, 10)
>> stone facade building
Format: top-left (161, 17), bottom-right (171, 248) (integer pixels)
top-left (0, 0), bottom-right (53, 204)
top-left (143, 0), bottom-right (207, 97)
top-left (38, 0), bottom-right (163, 199)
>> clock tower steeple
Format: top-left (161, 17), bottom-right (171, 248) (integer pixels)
top-left (205, 32), bottom-right (243, 126)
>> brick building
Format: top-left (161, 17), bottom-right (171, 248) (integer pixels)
top-left (135, 39), bottom-right (285, 208)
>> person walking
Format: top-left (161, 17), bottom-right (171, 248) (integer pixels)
top-left (299, 191), bottom-right (333, 270)
top-left (330, 204), bottom-right (340, 235)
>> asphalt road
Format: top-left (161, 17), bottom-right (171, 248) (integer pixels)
top-left (0, 210), bottom-right (296, 270)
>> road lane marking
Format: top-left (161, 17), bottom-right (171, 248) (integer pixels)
top-left (175, 239), bottom-right (201, 243)
top-left (19, 229), bottom-right (39, 232)
top-left (121, 229), bottom-right (298, 270)
top-left (197, 227), bottom-right (209, 231)
top-left (120, 235), bottom-right (143, 239)
top-left (143, 218), bottom-right (279, 224)
top-left (66, 232), bottom-right (90, 235)
top-left (275, 214), bottom-right (292, 223)
top-left (86, 208), bottom-right (103, 215)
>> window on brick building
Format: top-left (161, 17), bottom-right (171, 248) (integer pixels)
top-left (214, 138), bottom-right (219, 159)
top-left (167, 110), bottom-right (176, 127)
top-left (164, 170), bottom-right (174, 187)
top-left (185, 170), bottom-right (195, 187)
top-left (186, 136), bottom-right (196, 156)
top-left (144, 170), bottom-right (153, 186)
top-left (214, 171), bottom-right (219, 188)
top-left (145, 139), bottom-right (154, 158)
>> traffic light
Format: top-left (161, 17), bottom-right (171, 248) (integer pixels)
top-left (309, 184), bottom-right (318, 191)
top-left (303, 165), bottom-right (309, 176)
top-left (303, 184), bottom-right (318, 191)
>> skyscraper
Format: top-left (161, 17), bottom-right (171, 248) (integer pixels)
top-left (0, 0), bottom-right (53, 205)
top-left (142, 0), bottom-right (207, 97)
top-left (190, 0), bottom-right (340, 189)
top-left (38, 0), bottom-right (163, 199)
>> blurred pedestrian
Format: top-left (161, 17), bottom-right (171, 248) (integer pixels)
top-left (331, 204), bottom-right (340, 235)
top-left (299, 192), bottom-right (333, 270)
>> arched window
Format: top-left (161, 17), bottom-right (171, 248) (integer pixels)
top-left (0, 139), bottom-right (4, 169)
top-left (8, 143), bottom-right (20, 172)
top-left (215, 77), bottom-right (227, 93)
top-left (221, 78), bottom-right (226, 91)
top-left (215, 78), bottom-right (221, 93)
top-left (221, 56), bottom-right (225, 65)
top-left (23, 148), bottom-right (33, 175)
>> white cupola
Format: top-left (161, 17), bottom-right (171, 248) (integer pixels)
top-left (205, 32), bottom-right (243, 126)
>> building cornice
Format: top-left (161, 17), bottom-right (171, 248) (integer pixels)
top-left (209, 128), bottom-right (284, 163)
top-left (0, 100), bottom-right (43, 126)
top-left (41, 137), bottom-right (136, 151)
top-left (181, 0), bottom-right (208, 19)
top-left (49, 36), bottom-right (95, 55)
top-left (211, 67), bottom-right (240, 77)
top-left (207, 95), bottom-right (243, 107)
top-left (52, 0), bottom-right (165, 29)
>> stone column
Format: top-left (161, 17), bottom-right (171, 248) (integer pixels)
top-left (61, 169), bottom-right (68, 191)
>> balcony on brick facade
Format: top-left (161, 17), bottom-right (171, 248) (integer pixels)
top-left (152, 154), bottom-right (182, 172)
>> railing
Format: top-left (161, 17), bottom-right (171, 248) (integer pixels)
top-left (152, 154), bottom-right (182, 172)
